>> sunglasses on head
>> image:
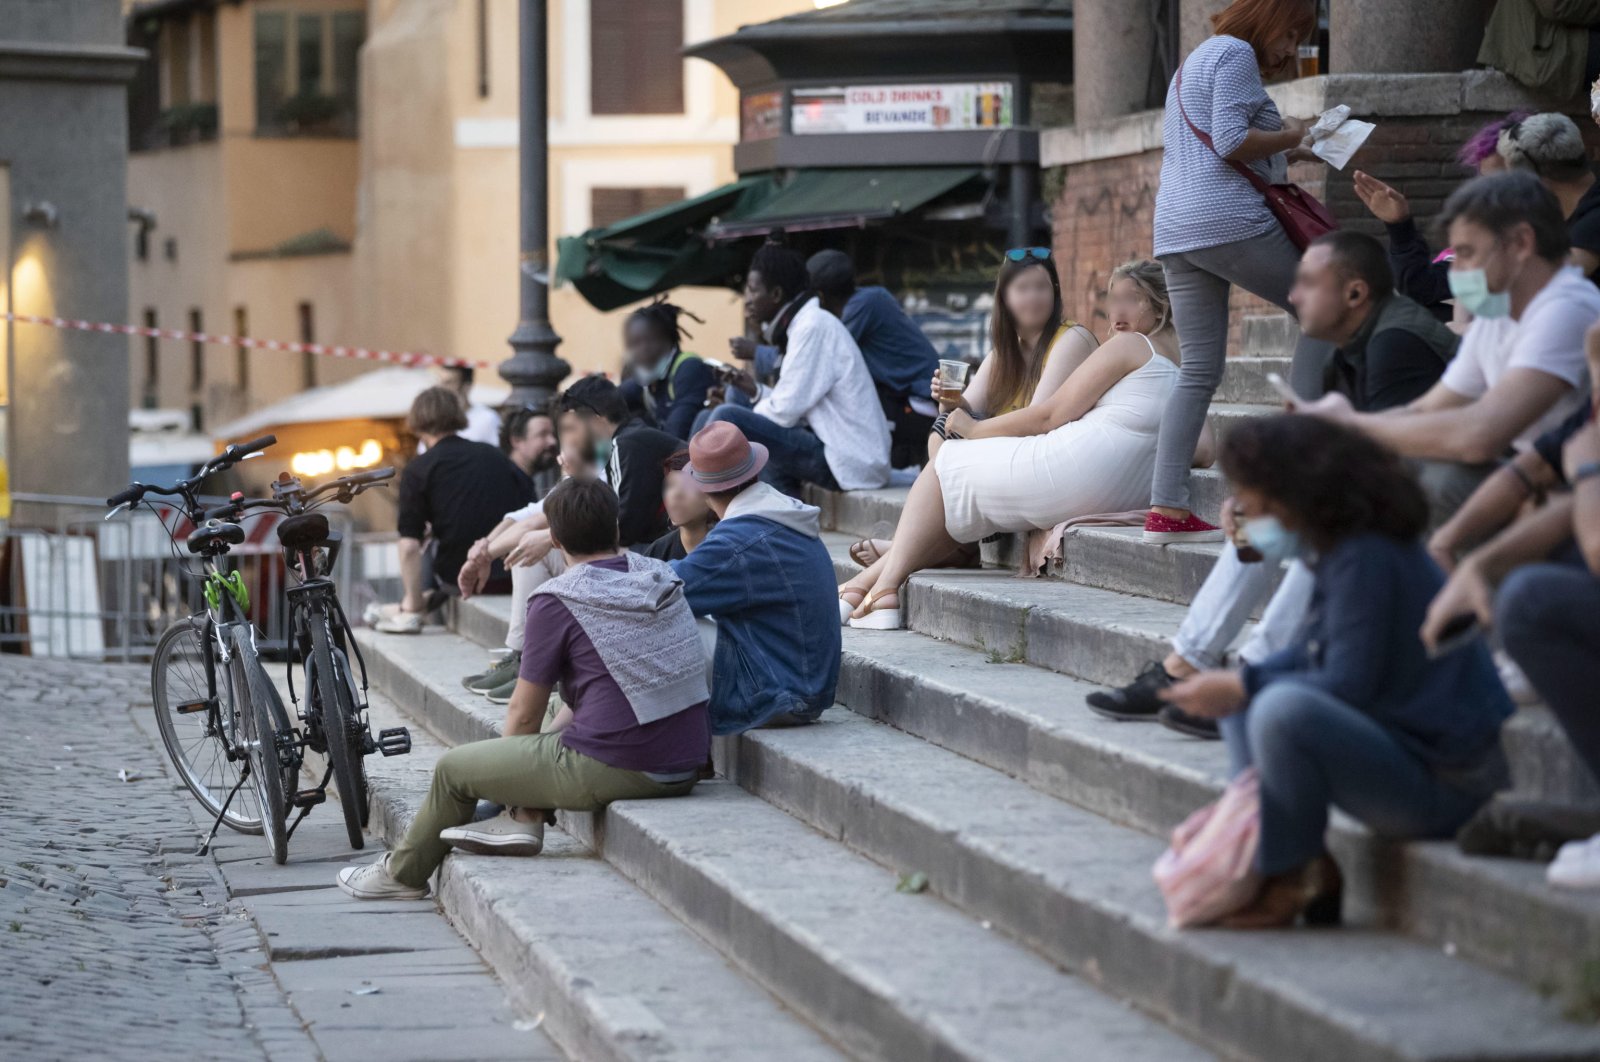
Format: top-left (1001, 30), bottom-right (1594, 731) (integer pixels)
top-left (1005, 247), bottom-right (1052, 263)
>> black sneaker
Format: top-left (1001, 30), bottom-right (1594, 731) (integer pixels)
top-left (1085, 662), bottom-right (1173, 721)
top-left (1157, 704), bottom-right (1221, 740)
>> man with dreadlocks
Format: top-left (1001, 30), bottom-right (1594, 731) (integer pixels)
top-left (618, 298), bottom-right (714, 441)
top-left (708, 238), bottom-right (891, 497)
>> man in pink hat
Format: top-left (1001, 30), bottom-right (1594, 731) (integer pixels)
top-left (669, 421), bottom-right (841, 733)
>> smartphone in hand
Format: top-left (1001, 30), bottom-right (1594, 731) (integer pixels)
top-left (1426, 613), bottom-right (1481, 660)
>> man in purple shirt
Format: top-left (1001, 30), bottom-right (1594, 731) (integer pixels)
top-left (337, 478), bottom-right (709, 900)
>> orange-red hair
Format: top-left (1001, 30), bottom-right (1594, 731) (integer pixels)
top-left (1211, 0), bottom-right (1317, 72)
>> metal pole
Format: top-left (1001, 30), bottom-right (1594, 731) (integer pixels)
top-left (500, 0), bottom-right (570, 410)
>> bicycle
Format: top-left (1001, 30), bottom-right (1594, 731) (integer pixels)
top-left (108, 436), bottom-right (410, 863)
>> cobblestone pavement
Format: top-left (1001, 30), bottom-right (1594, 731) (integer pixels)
top-left (0, 654), bottom-right (558, 1061)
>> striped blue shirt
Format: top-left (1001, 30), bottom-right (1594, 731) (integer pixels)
top-left (1154, 35), bottom-right (1289, 258)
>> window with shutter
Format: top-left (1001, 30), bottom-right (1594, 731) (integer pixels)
top-left (589, 0), bottom-right (684, 116)
top-left (590, 186), bottom-right (686, 229)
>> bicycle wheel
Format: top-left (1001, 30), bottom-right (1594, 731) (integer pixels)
top-left (334, 646), bottom-right (372, 829)
top-left (150, 618), bottom-right (262, 834)
top-left (309, 619), bottom-right (366, 849)
top-left (233, 639), bottom-right (291, 864)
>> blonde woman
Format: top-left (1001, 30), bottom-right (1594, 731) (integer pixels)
top-left (842, 260), bottom-right (1213, 628)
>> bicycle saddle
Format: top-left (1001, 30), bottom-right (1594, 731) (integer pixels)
top-left (187, 521), bottom-right (246, 555)
top-left (277, 512), bottom-right (330, 551)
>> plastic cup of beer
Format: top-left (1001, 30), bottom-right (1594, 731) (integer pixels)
top-left (1297, 45), bottom-right (1320, 78)
top-left (938, 359), bottom-right (970, 403)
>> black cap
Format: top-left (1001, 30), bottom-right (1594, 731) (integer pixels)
top-left (806, 249), bottom-right (855, 294)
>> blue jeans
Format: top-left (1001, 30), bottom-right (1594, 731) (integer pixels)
top-left (706, 405), bottom-right (837, 498)
top-left (691, 384), bottom-right (758, 438)
top-left (1498, 554), bottom-right (1600, 785)
top-left (1224, 680), bottom-right (1503, 875)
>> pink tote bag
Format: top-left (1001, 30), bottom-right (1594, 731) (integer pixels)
top-left (1152, 768), bottom-right (1262, 928)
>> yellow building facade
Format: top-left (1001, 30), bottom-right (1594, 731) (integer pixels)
top-left (126, 0), bottom-right (812, 431)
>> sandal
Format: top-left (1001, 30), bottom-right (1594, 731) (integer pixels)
top-left (838, 587), bottom-right (866, 625)
top-left (849, 538), bottom-right (891, 568)
top-left (848, 588), bottom-right (902, 630)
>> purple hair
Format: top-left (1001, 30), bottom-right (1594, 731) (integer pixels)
top-left (1456, 110), bottom-right (1532, 170)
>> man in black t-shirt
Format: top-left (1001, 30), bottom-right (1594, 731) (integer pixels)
top-left (376, 387), bottom-right (532, 634)
top-left (558, 376), bottom-right (678, 548)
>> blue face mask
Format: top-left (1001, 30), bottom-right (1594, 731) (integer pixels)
top-left (1448, 267), bottom-right (1512, 320)
top-left (1244, 515), bottom-right (1302, 563)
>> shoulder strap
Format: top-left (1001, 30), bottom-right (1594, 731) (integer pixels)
top-left (663, 347), bottom-right (698, 400)
top-left (1175, 68), bottom-right (1273, 197)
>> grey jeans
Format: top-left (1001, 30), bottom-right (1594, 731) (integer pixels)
top-left (1154, 227), bottom-right (1336, 511)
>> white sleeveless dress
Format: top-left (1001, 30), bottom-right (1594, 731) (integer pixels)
top-left (935, 339), bottom-right (1180, 542)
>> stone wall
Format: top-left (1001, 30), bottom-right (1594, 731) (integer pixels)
top-left (1042, 72), bottom-right (1584, 351)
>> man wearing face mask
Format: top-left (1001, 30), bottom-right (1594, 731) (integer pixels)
top-left (558, 376), bottom-right (679, 549)
top-left (1305, 171), bottom-right (1598, 516)
top-left (617, 299), bottom-right (712, 442)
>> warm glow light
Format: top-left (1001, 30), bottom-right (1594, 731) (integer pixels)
top-left (291, 438), bottom-right (383, 477)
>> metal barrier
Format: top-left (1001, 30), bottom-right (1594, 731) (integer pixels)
top-left (0, 493), bottom-right (400, 662)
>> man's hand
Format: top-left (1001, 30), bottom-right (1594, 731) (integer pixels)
top-left (1286, 146), bottom-right (1322, 165)
top-left (1295, 391), bottom-right (1356, 423)
top-left (1218, 495), bottom-right (1239, 539)
top-left (729, 337), bottom-right (757, 362)
top-left (727, 367), bottom-right (758, 399)
top-left (506, 529), bottom-right (553, 568)
top-left (1281, 115), bottom-right (1311, 142)
top-left (1352, 171), bottom-right (1411, 225)
top-left (457, 550), bottom-right (490, 599)
top-left (1563, 420), bottom-right (1600, 483)
top-left (1426, 527), bottom-right (1460, 576)
top-left (1159, 670), bottom-right (1247, 719)
top-left (1420, 556), bottom-right (1496, 651)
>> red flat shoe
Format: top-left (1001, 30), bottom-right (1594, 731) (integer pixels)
top-left (1143, 510), bottom-right (1225, 544)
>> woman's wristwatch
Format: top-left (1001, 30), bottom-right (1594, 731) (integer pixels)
top-left (1572, 461), bottom-right (1600, 487)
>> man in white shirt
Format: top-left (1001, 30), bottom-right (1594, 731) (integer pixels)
top-left (710, 241), bottom-right (891, 497)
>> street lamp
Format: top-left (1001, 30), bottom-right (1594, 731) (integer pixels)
top-left (500, 0), bottom-right (570, 410)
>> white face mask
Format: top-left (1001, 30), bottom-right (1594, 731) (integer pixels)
top-left (636, 350), bottom-right (676, 386)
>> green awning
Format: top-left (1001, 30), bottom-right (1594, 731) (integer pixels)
top-left (707, 167), bottom-right (982, 240)
top-left (555, 167), bottom-right (985, 311)
top-left (554, 176), bottom-right (777, 311)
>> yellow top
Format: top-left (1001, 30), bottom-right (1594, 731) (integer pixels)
top-left (996, 320), bottom-right (1078, 416)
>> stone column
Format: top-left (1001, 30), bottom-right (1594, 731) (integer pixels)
top-left (1073, 0), bottom-right (1158, 124)
top-left (1330, 0), bottom-right (1494, 74)
top-left (1180, 0), bottom-right (1232, 58)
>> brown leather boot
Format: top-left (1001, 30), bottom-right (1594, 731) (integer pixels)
top-left (1221, 854), bottom-right (1343, 929)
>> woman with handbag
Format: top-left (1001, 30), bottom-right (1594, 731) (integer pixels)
top-left (1157, 415), bottom-right (1513, 928)
top-left (1144, 0), bottom-right (1334, 545)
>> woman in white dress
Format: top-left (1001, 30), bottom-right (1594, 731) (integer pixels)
top-left (844, 259), bottom-right (1204, 628)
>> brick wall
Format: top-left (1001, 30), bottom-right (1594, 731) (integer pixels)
top-left (1047, 111), bottom-right (1600, 355)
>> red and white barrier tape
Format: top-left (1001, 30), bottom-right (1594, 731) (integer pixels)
top-left (3, 312), bottom-right (491, 370)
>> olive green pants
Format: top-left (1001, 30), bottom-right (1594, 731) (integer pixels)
top-left (388, 730), bottom-right (696, 887)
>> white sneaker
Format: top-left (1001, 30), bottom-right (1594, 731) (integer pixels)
top-left (439, 811), bottom-right (545, 857)
top-left (1547, 834), bottom-right (1600, 889)
top-left (336, 854), bottom-right (429, 900)
top-left (363, 601), bottom-right (401, 625)
top-left (374, 610), bottom-right (424, 634)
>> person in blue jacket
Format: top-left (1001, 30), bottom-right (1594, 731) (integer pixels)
top-left (619, 299), bottom-right (713, 442)
top-left (670, 420), bottom-right (839, 733)
top-left (1158, 414), bottom-right (1512, 929)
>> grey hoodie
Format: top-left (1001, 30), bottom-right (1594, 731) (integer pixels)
top-left (721, 481), bottom-right (823, 539)
top-left (533, 553), bottom-right (710, 725)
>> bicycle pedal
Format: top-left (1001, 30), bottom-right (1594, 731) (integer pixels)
top-left (291, 789), bottom-right (326, 809)
top-left (175, 698), bottom-right (212, 715)
top-left (377, 726), bottom-right (412, 757)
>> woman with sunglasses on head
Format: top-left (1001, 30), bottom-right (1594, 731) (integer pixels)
top-left (846, 246), bottom-right (1099, 569)
top-left (1143, 0), bottom-right (1333, 545)
top-left (842, 258), bottom-right (1211, 628)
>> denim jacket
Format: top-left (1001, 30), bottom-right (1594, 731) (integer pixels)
top-left (671, 483), bottom-right (839, 734)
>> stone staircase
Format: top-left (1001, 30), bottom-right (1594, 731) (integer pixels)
top-left (348, 342), bottom-right (1600, 1061)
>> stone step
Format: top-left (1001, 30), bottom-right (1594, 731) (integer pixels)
top-left (354, 683), bottom-right (846, 1062)
top-left (1216, 354), bottom-right (1295, 405)
top-left (722, 710), bottom-right (1600, 1062)
top-left (356, 628), bottom-right (1217, 1061)
top-left (829, 627), bottom-right (1600, 996)
top-left (892, 566), bottom-right (1600, 808)
top-left (1240, 314), bottom-right (1301, 360)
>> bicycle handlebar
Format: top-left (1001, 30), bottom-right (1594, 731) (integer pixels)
top-left (105, 433), bottom-right (279, 509)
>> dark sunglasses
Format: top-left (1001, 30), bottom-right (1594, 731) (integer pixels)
top-left (1004, 247), bottom-right (1052, 263)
